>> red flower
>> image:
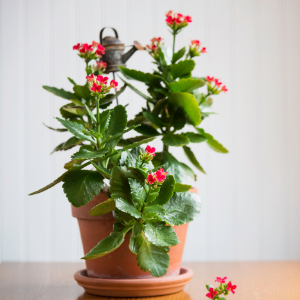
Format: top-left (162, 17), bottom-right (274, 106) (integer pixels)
top-left (110, 79), bottom-right (118, 89)
top-left (227, 282), bottom-right (237, 294)
top-left (151, 44), bottom-right (157, 50)
top-left (95, 44), bottom-right (105, 56)
top-left (80, 43), bottom-right (93, 53)
top-left (214, 79), bottom-right (222, 86)
top-left (166, 10), bottom-right (173, 17)
top-left (206, 287), bottom-right (218, 299)
top-left (73, 43), bottom-right (81, 50)
top-left (146, 145), bottom-right (156, 156)
top-left (147, 173), bottom-right (157, 185)
top-left (92, 41), bottom-right (99, 48)
top-left (176, 13), bottom-right (183, 18)
top-left (184, 15), bottom-right (192, 23)
top-left (191, 40), bottom-right (200, 46)
top-left (97, 61), bottom-right (106, 68)
top-left (86, 74), bottom-right (95, 82)
top-left (175, 17), bottom-right (182, 24)
top-left (206, 76), bottom-right (214, 83)
top-left (158, 168), bottom-right (168, 176)
top-left (90, 82), bottom-right (102, 93)
top-left (200, 47), bottom-right (207, 53)
top-left (215, 277), bottom-right (227, 283)
top-left (156, 168), bottom-right (168, 183)
top-left (97, 75), bottom-right (109, 84)
top-left (156, 37), bottom-right (162, 42)
top-left (166, 16), bottom-right (174, 25)
top-left (221, 85), bottom-right (228, 93)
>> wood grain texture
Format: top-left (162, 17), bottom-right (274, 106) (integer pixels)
top-left (0, 262), bottom-right (299, 299)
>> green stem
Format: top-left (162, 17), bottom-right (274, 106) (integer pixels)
top-left (96, 96), bottom-right (101, 148)
top-left (172, 33), bottom-right (176, 60)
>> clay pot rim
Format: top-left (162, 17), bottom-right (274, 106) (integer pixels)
top-left (74, 267), bottom-right (193, 289)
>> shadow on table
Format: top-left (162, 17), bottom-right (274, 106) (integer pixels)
top-left (76, 290), bottom-right (193, 300)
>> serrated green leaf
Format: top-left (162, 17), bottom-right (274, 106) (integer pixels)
top-left (137, 235), bottom-right (170, 277)
top-left (73, 85), bottom-right (91, 101)
top-left (128, 178), bottom-right (146, 211)
top-left (82, 225), bottom-right (132, 260)
top-left (134, 124), bottom-right (160, 136)
top-left (113, 208), bottom-right (135, 225)
top-left (168, 78), bottom-right (205, 93)
top-left (71, 148), bottom-right (108, 160)
top-left (119, 67), bottom-right (161, 86)
top-left (84, 104), bottom-right (97, 122)
top-left (43, 123), bottom-right (67, 132)
top-left (118, 135), bottom-right (148, 147)
top-left (99, 109), bottom-right (111, 135)
top-left (115, 198), bottom-right (142, 218)
top-left (43, 86), bottom-right (80, 101)
top-left (152, 99), bottom-right (168, 115)
top-left (184, 132), bottom-right (207, 143)
top-left (144, 204), bottom-right (165, 214)
top-left (62, 170), bottom-right (104, 207)
top-left (92, 162), bottom-right (111, 178)
top-left (169, 92), bottom-right (201, 126)
top-left (169, 60), bottom-right (195, 80)
top-left (89, 198), bottom-right (115, 216)
top-left (144, 222), bottom-right (179, 247)
top-left (68, 77), bottom-right (76, 85)
top-left (122, 137), bottom-right (156, 151)
top-left (51, 136), bottom-right (83, 154)
top-left (180, 162), bottom-right (196, 181)
top-left (159, 191), bottom-right (201, 226)
top-left (29, 171), bottom-right (68, 195)
top-left (129, 234), bottom-right (143, 255)
top-left (62, 105), bottom-right (87, 117)
top-left (183, 146), bottom-right (206, 174)
top-left (143, 111), bottom-right (165, 128)
top-left (162, 133), bottom-right (190, 147)
top-left (151, 175), bottom-right (175, 206)
top-left (132, 222), bottom-right (144, 238)
top-left (162, 152), bottom-right (186, 183)
top-left (196, 128), bottom-right (228, 153)
top-left (174, 183), bottom-right (191, 192)
top-left (172, 47), bottom-right (186, 64)
top-left (56, 118), bottom-right (95, 143)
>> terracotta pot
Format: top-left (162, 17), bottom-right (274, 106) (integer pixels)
top-left (72, 188), bottom-right (197, 279)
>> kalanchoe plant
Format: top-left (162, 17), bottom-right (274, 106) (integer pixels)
top-left (43, 41), bottom-right (126, 157)
top-left (82, 145), bottom-right (201, 277)
top-left (206, 277), bottom-right (237, 299)
top-left (118, 11), bottom-right (229, 182)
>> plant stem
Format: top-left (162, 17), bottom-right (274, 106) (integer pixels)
top-left (96, 96), bottom-right (101, 148)
top-left (172, 33), bottom-right (176, 59)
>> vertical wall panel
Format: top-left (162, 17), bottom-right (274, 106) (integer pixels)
top-left (1, 0), bottom-right (300, 262)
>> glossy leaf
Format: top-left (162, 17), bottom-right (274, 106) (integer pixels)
top-left (129, 234), bottom-right (143, 255)
top-left (99, 109), bottom-right (111, 135)
top-left (180, 162), bottom-right (196, 181)
top-left (159, 191), bottom-right (201, 226)
top-left (162, 152), bottom-right (186, 183)
top-left (134, 124), bottom-right (160, 136)
top-left (62, 170), bottom-right (104, 207)
top-left (144, 222), bottom-right (179, 247)
top-left (92, 162), bottom-right (111, 178)
top-left (151, 175), bottom-right (175, 206)
top-left (56, 118), bottom-right (95, 143)
top-left (71, 148), bottom-right (108, 160)
top-left (115, 198), bottom-right (142, 218)
top-left (174, 183), bottom-right (191, 193)
top-left (118, 135), bottom-right (149, 147)
top-left (168, 78), bottom-right (205, 93)
top-left (137, 235), bottom-right (170, 277)
top-left (122, 137), bottom-right (156, 151)
top-left (143, 111), bottom-right (165, 128)
top-left (162, 133), bottom-right (190, 147)
top-left (29, 171), bottom-right (68, 195)
top-left (119, 67), bottom-right (161, 86)
top-left (62, 106), bottom-right (87, 117)
top-left (169, 60), bottom-right (195, 80)
top-left (184, 132), bottom-right (206, 143)
top-left (183, 146), bottom-right (206, 174)
top-left (89, 198), bottom-right (116, 216)
top-left (169, 92), bottom-right (201, 126)
top-left (172, 47), bottom-right (186, 64)
top-left (43, 86), bottom-right (80, 101)
top-left (68, 77), bottom-right (76, 85)
top-left (132, 222), bottom-right (144, 238)
top-left (84, 104), bottom-right (97, 122)
top-left (144, 204), bottom-right (165, 214)
top-left (51, 136), bottom-right (83, 153)
top-left (128, 178), bottom-right (146, 211)
top-left (82, 225), bottom-right (132, 260)
top-left (196, 128), bottom-right (228, 153)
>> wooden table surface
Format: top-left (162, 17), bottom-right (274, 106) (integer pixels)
top-left (0, 262), bottom-right (299, 300)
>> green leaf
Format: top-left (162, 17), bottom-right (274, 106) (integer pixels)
top-left (51, 136), bottom-right (83, 153)
top-left (92, 162), bottom-right (111, 178)
top-left (206, 285), bottom-right (214, 292)
top-left (62, 106), bottom-right (87, 117)
top-left (122, 137), bottom-right (156, 151)
top-left (144, 222), bottom-right (179, 247)
top-left (162, 152), bottom-right (186, 183)
top-left (143, 111), bottom-right (165, 128)
top-left (153, 98), bottom-right (168, 115)
top-left (115, 198), bottom-right (142, 218)
top-left (113, 208), bottom-right (135, 225)
top-left (132, 222), bottom-right (144, 238)
top-left (62, 170), bottom-right (104, 207)
top-left (128, 178), bottom-right (146, 211)
top-left (171, 107), bottom-right (186, 131)
top-left (134, 124), bottom-right (160, 136)
top-left (84, 104), bottom-right (97, 122)
top-left (169, 60), bottom-right (195, 80)
top-left (99, 109), bottom-right (111, 135)
top-left (73, 85), bottom-right (91, 101)
top-left (137, 235), bottom-right (170, 277)
top-left (183, 146), bottom-right (206, 174)
top-left (129, 234), bottom-right (143, 255)
top-left (100, 85), bottom-right (127, 106)
top-left (168, 78), bottom-right (205, 93)
top-left (43, 123), bottom-right (67, 132)
top-left (43, 86), bottom-right (80, 101)
top-left (162, 133), bottom-right (190, 147)
top-left (89, 198), bottom-right (116, 216)
top-left (151, 175), bottom-right (175, 206)
top-left (169, 92), bottom-right (201, 126)
top-left (120, 78), bottom-right (155, 104)
top-left (184, 132), bottom-right (207, 143)
top-left (157, 48), bottom-right (167, 69)
top-left (174, 183), bottom-right (191, 193)
top-left (144, 204), bottom-right (165, 214)
top-left (172, 47), bottom-right (186, 64)
top-left (159, 191), bottom-right (201, 226)
top-left (118, 135), bottom-right (148, 147)
top-left (219, 298), bottom-right (227, 300)
top-left (119, 67), bottom-right (161, 86)
top-left (180, 162), bottom-right (196, 181)
top-left (71, 148), bottom-right (108, 160)
top-left (82, 225), bottom-right (132, 260)
top-left (68, 77), bottom-right (76, 85)
top-left (55, 118), bottom-right (95, 143)
top-left (196, 128), bottom-right (228, 153)
top-left (29, 171), bottom-right (68, 195)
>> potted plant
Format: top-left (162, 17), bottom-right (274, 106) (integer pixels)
top-left (29, 33), bottom-right (201, 297)
top-left (119, 10), bottom-right (229, 182)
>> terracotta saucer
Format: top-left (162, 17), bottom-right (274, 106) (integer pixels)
top-left (74, 267), bottom-right (193, 298)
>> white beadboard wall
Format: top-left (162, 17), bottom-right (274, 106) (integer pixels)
top-left (1, 0), bottom-right (300, 262)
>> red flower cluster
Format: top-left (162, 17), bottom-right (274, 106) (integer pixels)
top-left (165, 11), bottom-right (192, 31)
top-left (189, 40), bottom-right (207, 58)
top-left (206, 277), bottom-right (237, 299)
top-left (86, 74), bottom-right (118, 96)
top-left (93, 61), bottom-right (107, 73)
top-left (206, 76), bottom-right (228, 94)
top-left (139, 145), bottom-right (156, 162)
top-left (146, 37), bottom-right (163, 59)
top-left (73, 41), bottom-right (105, 62)
top-left (146, 168), bottom-right (168, 185)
